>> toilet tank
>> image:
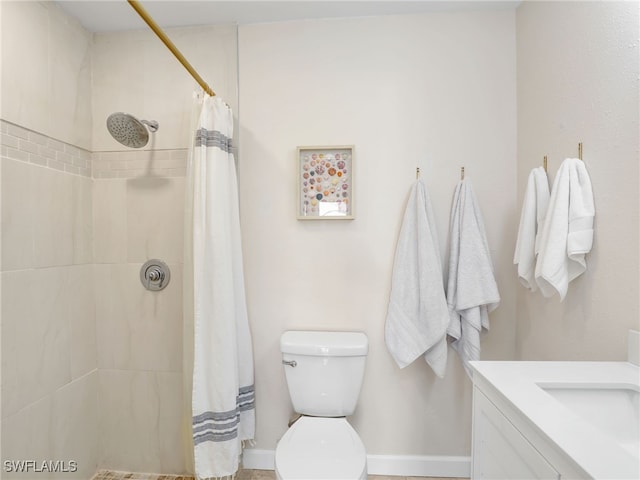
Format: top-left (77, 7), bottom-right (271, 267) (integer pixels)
top-left (280, 330), bottom-right (368, 417)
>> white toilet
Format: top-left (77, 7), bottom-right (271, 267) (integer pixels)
top-left (275, 330), bottom-right (368, 480)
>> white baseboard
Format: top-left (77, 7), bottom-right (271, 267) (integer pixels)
top-left (242, 449), bottom-right (275, 470)
top-left (367, 454), bottom-right (470, 477)
top-left (242, 449), bottom-right (470, 478)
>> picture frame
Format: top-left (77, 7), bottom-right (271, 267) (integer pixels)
top-left (297, 145), bottom-right (354, 220)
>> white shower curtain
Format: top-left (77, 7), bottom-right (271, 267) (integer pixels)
top-left (183, 94), bottom-right (255, 479)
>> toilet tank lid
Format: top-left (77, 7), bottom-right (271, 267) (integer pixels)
top-left (281, 331), bottom-right (368, 356)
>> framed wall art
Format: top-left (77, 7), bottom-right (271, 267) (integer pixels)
top-left (297, 145), bottom-right (354, 220)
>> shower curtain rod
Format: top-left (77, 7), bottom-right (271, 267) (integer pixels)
top-left (127, 0), bottom-right (215, 97)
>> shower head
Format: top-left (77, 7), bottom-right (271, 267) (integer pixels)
top-left (106, 112), bottom-right (159, 148)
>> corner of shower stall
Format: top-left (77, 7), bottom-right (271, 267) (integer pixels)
top-left (1, 2), bottom-right (242, 477)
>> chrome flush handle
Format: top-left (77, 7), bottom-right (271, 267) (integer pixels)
top-left (282, 359), bottom-right (297, 367)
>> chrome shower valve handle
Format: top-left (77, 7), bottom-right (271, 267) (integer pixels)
top-left (140, 259), bottom-right (171, 291)
top-left (146, 267), bottom-right (164, 289)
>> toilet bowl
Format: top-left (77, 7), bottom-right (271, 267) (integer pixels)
top-left (275, 416), bottom-right (366, 480)
top-left (275, 331), bottom-right (369, 480)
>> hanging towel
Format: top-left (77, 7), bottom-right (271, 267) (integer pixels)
top-left (513, 167), bottom-right (550, 291)
top-left (385, 179), bottom-right (450, 378)
top-left (535, 158), bottom-right (594, 301)
top-left (446, 179), bottom-right (500, 378)
top-left (190, 96), bottom-right (255, 479)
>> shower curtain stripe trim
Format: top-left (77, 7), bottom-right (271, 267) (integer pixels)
top-left (194, 419), bottom-right (239, 431)
top-left (192, 416), bottom-right (240, 445)
top-left (194, 431), bottom-right (239, 444)
top-left (193, 410), bottom-right (236, 423)
top-left (192, 383), bottom-right (255, 445)
top-left (195, 128), bottom-right (232, 152)
top-left (193, 419), bottom-right (239, 435)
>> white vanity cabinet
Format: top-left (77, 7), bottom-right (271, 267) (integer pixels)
top-left (472, 386), bottom-right (560, 480)
top-left (471, 361), bottom-right (640, 479)
top-left (470, 366), bottom-right (597, 480)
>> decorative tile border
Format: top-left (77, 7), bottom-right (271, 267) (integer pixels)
top-left (0, 119), bottom-right (189, 179)
top-left (0, 119), bottom-right (92, 177)
top-left (92, 148), bottom-right (188, 179)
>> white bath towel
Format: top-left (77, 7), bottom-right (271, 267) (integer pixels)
top-left (513, 167), bottom-right (550, 291)
top-left (189, 96), bottom-right (255, 479)
top-left (535, 158), bottom-right (594, 301)
top-left (446, 180), bottom-right (500, 378)
top-left (385, 180), bottom-right (450, 378)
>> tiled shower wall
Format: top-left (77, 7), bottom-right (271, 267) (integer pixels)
top-left (89, 18), bottom-right (237, 474)
top-left (92, 159), bottom-right (186, 473)
top-left (1, 119), bottom-right (189, 476)
top-left (2, 0), bottom-right (238, 475)
top-left (1, 120), bottom-right (98, 479)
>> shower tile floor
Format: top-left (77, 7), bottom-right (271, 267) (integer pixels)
top-left (92, 469), bottom-right (467, 480)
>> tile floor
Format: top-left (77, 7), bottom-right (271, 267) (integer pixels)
top-left (92, 469), bottom-right (467, 480)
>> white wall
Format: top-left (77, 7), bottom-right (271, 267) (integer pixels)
top-left (238, 11), bottom-right (517, 460)
top-left (516, 1), bottom-right (640, 360)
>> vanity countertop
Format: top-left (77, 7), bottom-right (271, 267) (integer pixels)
top-left (470, 361), bottom-right (640, 480)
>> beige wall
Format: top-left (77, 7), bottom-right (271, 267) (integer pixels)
top-left (2, 0), bottom-right (637, 476)
top-left (238, 11), bottom-right (517, 457)
top-left (516, 1), bottom-right (640, 360)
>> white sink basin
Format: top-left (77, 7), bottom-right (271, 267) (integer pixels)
top-left (539, 383), bottom-right (640, 457)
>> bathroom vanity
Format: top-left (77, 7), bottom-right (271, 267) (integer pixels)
top-left (470, 361), bottom-right (639, 479)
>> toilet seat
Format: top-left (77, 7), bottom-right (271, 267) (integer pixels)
top-left (275, 416), bottom-right (367, 480)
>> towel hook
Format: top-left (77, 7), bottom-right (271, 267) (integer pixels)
top-left (578, 142), bottom-right (583, 160)
top-left (543, 155), bottom-right (548, 172)
top-left (416, 167), bottom-right (420, 179)
top-left (461, 166), bottom-right (465, 180)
